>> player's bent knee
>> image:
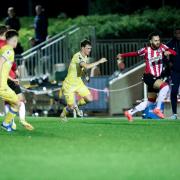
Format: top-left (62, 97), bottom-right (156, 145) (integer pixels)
top-left (160, 82), bottom-right (169, 89)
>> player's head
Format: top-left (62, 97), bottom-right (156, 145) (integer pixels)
top-left (174, 27), bottom-right (180, 40)
top-left (5, 30), bottom-right (19, 48)
top-left (80, 39), bottom-right (92, 56)
top-left (148, 31), bottom-right (161, 49)
top-left (0, 25), bottom-right (8, 40)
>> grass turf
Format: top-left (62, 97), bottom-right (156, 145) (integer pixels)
top-left (0, 117), bottom-right (180, 180)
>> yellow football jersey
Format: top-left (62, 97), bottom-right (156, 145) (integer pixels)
top-left (64, 52), bottom-right (88, 85)
top-left (0, 44), bottom-right (14, 87)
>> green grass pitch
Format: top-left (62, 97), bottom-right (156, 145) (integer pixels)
top-left (0, 117), bottom-right (180, 180)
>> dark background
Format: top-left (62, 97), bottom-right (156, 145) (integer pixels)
top-left (0, 0), bottom-right (89, 17)
top-left (0, 0), bottom-right (180, 18)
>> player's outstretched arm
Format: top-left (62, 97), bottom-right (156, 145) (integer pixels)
top-left (116, 52), bottom-right (139, 70)
top-left (164, 49), bottom-right (177, 56)
top-left (117, 52), bottom-right (139, 59)
top-left (80, 58), bottom-right (107, 70)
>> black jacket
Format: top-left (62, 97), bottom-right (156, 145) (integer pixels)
top-left (167, 38), bottom-right (180, 73)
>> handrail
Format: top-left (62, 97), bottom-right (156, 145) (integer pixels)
top-left (21, 25), bottom-right (77, 56)
top-left (68, 27), bottom-right (80, 35)
top-left (41, 35), bottom-right (66, 50)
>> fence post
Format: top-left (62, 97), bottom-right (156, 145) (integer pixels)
top-left (64, 32), bottom-right (70, 65)
top-left (89, 26), bottom-right (97, 58)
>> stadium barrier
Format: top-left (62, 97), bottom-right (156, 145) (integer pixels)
top-left (81, 76), bottom-right (109, 112)
top-left (109, 63), bottom-right (145, 115)
top-left (21, 76), bottom-right (109, 115)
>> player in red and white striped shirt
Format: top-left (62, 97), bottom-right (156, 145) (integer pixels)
top-left (117, 32), bottom-right (177, 121)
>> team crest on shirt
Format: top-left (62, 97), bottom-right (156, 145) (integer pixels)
top-left (150, 55), bottom-right (162, 63)
top-left (6, 50), bottom-right (12, 56)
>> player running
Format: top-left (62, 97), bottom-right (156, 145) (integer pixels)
top-left (5, 62), bottom-right (34, 130)
top-left (0, 26), bottom-right (34, 131)
top-left (117, 32), bottom-right (177, 121)
top-left (60, 39), bottom-right (107, 120)
top-left (0, 29), bottom-right (20, 132)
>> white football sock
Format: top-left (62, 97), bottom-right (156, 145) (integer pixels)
top-left (156, 85), bottom-right (169, 109)
top-left (4, 103), bottom-right (9, 114)
top-left (129, 100), bottom-right (148, 115)
top-left (19, 101), bottom-right (26, 122)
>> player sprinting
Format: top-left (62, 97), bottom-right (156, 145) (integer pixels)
top-left (0, 29), bottom-right (20, 132)
top-left (60, 39), bottom-right (107, 120)
top-left (117, 32), bottom-right (176, 121)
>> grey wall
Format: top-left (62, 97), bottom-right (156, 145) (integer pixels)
top-left (109, 64), bottom-right (145, 115)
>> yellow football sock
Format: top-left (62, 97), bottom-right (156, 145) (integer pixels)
top-left (62, 107), bottom-right (69, 116)
top-left (4, 111), bottom-right (17, 124)
top-left (59, 89), bottom-right (63, 98)
top-left (77, 98), bottom-right (86, 106)
top-left (4, 106), bottom-right (18, 124)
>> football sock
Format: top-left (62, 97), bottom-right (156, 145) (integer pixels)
top-left (4, 103), bottom-right (9, 114)
top-left (77, 98), bottom-right (86, 106)
top-left (156, 85), bottom-right (169, 109)
top-left (62, 106), bottom-right (72, 116)
top-left (4, 107), bottom-right (17, 124)
top-left (128, 108), bottom-right (138, 116)
top-left (19, 101), bottom-right (26, 122)
top-left (129, 101), bottom-right (148, 115)
top-left (59, 89), bottom-right (63, 98)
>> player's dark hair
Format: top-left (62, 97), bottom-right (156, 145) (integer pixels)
top-left (5, 30), bottom-right (18, 40)
top-left (148, 31), bottom-right (161, 40)
top-left (80, 39), bottom-right (91, 47)
top-left (0, 25), bottom-right (7, 36)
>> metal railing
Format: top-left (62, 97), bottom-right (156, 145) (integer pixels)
top-left (93, 39), bottom-right (144, 75)
top-left (95, 38), bottom-right (170, 75)
top-left (16, 25), bottom-right (96, 79)
top-left (21, 25), bottom-right (77, 56)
